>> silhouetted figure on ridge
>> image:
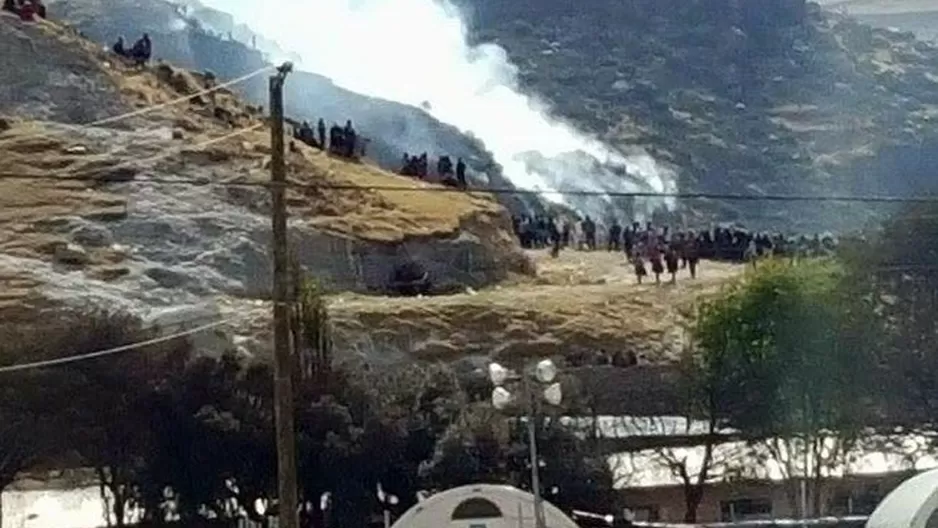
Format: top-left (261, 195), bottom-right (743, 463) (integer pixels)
top-left (437, 155), bottom-right (453, 178)
top-left (129, 33), bottom-right (152, 67)
top-left (581, 216), bottom-right (597, 250)
top-left (343, 120), bottom-right (357, 158)
top-left (112, 36), bottom-right (127, 57)
top-left (317, 118), bottom-right (326, 151)
top-left (608, 220), bottom-right (622, 251)
top-left (418, 152), bottom-right (428, 177)
top-left (328, 123), bottom-right (343, 155)
top-left (455, 158), bottom-right (467, 188)
top-left (296, 121), bottom-right (317, 148)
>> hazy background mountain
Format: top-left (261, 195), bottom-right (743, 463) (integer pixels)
top-left (818, 0), bottom-right (938, 40)
top-left (451, 0), bottom-right (938, 230)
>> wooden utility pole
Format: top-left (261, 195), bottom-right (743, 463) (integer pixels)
top-left (269, 61), bottom-right (297, 528)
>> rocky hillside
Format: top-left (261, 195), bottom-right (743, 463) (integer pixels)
top-left (457, 0), bottom-right (938, 230)
top-left (0, 9), bottom-right (749, 418)
top-left (0, 14), bottom-right (527, 340)
top-left (47, 0), bottom-right (542, 215)
top-left (820, 1), bottom-right (938, 41)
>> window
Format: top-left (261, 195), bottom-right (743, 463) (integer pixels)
top-left (720, 498), bottom-right (772, 521)
top-left (451, 498), bottom-right (504, 520)
top-left (829, 486), bottom-right (882, 515)
top-left (624, 506), bottom-right (660, 522)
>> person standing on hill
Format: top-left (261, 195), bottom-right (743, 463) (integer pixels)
top-left (328, 123), bottom-right (343, 155)
top-left (664, 245), bottom-right (680, 284)
top-left (455, 158), bottom-right (467, 188)
top-left (632, 247), bottom-right (647, 285)
top-left (112, 36), bottom-right (127, 57)
top-left (581, 216), bottom-right (596, 250)
top-left (649, 243), bottom-right (664, 285)
top-left (16, 0), bottom-right (34, 20)
top-left (549, 218), bottom-right (561, 258)
top-left (129, 33), bottom-right (152, 67)
top-left (317, 118), bottom-right (326, 150)
top-left (745, 239), bottom-right (758, 269)
top-left (607, 220), bottom-right (622, 251)
top-left (343, 120), bottom-right (356, 158)
top-left (683, 231), bottom-right (700, 279)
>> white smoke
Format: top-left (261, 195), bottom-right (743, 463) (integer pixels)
top-left (198, 0), bottom-right (677, 214)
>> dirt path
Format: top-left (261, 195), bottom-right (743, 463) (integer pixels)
top-left (326, 250), bottom-right (744, 366)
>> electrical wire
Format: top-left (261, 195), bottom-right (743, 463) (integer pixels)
top-left (0, 123), bottom-right (264, 189)
top-left (0, 65), bottom-right (273, 144)
top-left (0, 317), bottom-right (239, 374)
top-left (0, 169), bottom-right (936, 205)
top-left (88, 122), bottom-right (265, 177)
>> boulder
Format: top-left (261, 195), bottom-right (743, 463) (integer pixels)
top-left (98, 166), bottom-right (137, 182)
top-left (64, 145), bottom-right (88, 155)
top-left (53, 242), bottom-right (90, 266)
top-left (90, 265), bottom-right (130, 281)
top-left (71, 222), bottom-right (114, 247)
top-left (144, 266), bottom-right (192, 289)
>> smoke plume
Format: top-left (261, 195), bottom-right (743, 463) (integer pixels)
top-left (198, 0), bottom-right (677, 216)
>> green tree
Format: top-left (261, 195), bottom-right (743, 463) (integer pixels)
top-left (840, 201), bottom-right (938, 429)
top-left (693, 259), bottom-right (876, 516)
top-left (422, 404), bottom-right (615, 514)
top-left (59, 313), bottom-right (193, 527)
top-left (0, 366), bottom-right (60, 528)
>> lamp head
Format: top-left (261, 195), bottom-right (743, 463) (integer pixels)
top-left (543, 382), bottom-right (563, 406)
top-left (489, 362), bottom-right (509, 386)
top-left (535, 359), bottom-right (557, 383)
top-left (492, 386), bottom-right (513, 410)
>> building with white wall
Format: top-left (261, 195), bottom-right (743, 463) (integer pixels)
top-left (390, 484), bottom-right (579, 528)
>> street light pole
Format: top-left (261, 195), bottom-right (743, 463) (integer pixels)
top-left (526, 386), bottom-right (546, 528)
top-left (491, 360), bottom-right (562, 528)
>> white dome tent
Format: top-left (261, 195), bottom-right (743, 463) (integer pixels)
top-left (390, 484), bottom-right (580, 528)
top-left (867, 467), bottom-right (938, 528)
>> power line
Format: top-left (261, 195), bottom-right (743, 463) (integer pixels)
top-left (0, 317), bottom-right (239, 374)
top-left (0, 123), bottom-right (264, 187)
top-left (1, 169), bottom-right (937, 204)
top-left (87, 123), bottom-right (265, 177)
top-left (0, 65), bottom-right (273, 145)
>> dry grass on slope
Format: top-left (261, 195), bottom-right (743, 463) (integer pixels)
top-left (1, 16), bottom-right (513, 244)
top-left (328, 250), bottom-right (743, 366)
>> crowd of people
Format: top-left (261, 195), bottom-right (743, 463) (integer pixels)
top-left (400, 152), bottom-right (467, 188)
top-left (512, 215), bottom-right (837, 284)
top-left (111, 33), bottom-right (152, 67)
top-left (294, 118), bottom-right (368, 159)
top-left (2, 0), bottom-right (46, 21)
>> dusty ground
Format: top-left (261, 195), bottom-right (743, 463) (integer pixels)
top-left (316, 250), bottom-right (743, 366)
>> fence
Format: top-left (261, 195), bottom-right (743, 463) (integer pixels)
top-left (632, 517), bottom-right (868, 528)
